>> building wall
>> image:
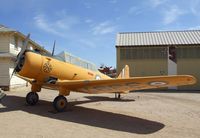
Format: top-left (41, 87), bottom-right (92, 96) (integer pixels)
top-left (0, 34), bottom-right (32, 90)
top-left (7, 58), bottom-right (27, 88)
top-left (0, 58), bottom-right (10, 87)
top-left (9, 35), bottom-right (21, 55)
top-left (0, 57), bottom-right (27, 90)
top-left (177, 59), bottom-right (200, 90)
top-left (117, 46), bottom-right (168, 77)
top-left (9, 34), bottom-right (35, 55)
top-left (0, 34), bottom-right (10, 90)
top-left (177, 46), bottom-right (200, 90)
top-left (0, 34), bottom-right (10, 53)
top-left (117, 45), bottom-right (200, 90)
top-left (117, 59), bottom-right (168, 77)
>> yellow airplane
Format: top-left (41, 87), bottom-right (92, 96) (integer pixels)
top-left (11, 34), bottom-right (196, 112)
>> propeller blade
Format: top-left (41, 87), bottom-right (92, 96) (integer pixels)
top-left (10, 68), bottom-right (16, 79)
top-left (52, 40), bottom-right (56, 56)
top-left (11, 33), bottom-right (30, 80)
top-left (16, 33), bottom-right (30, 64)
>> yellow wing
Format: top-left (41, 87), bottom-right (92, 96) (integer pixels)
top-left (56, 75), bottom-right (196, 94)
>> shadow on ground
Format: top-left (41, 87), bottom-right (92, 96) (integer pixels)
top-left (0, 95), bottom-right (164, 134)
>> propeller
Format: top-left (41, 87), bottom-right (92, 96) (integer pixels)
top-left (52, 40), bottom-right (56, 56)
top-left (10, 34), bottom-right (30, 79)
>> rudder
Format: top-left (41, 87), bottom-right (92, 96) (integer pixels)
top-left (117, 65), bottom-right (130, 79)
top-left (117, 65), bottom-right (130, 94)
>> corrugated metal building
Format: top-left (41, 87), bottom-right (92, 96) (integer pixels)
top-left (116, 30), bottom-right (200, 90)
top-left (0, 25), bottom-right (49, 90)
top-left (56, 51), bottom-right (97, 71)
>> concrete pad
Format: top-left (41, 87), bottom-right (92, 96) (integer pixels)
top-left (0, 87), bottom-right (200, 138)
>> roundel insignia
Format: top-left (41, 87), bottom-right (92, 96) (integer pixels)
top-left (95, 75), bottom-right (101, 80)
top-left (43, 61), bottom-right (52, 73)
top-left (149, 81), bottom-right (168, 86)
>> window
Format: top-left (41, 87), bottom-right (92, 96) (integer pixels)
top-left (120, 47), bottom-right (167, 60)
top-left (177, 46), bottom-right (200, 58)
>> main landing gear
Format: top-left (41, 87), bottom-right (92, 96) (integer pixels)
top-left (53, 95), bottom-right (68, 112)
top-left (26, 91), bottom-right (68, 112)
top-left (26, 92), bottom-right (39, 105)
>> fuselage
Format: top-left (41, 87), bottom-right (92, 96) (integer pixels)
top-left (17, 51), bottom-right (111, 88)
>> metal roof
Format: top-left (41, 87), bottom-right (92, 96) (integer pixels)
top-left (0, 24), bottom-right (15, 32)
top-left (116, 30), bottom-right (200, 46)
top-left (0, 24), bottom-right (50, 54)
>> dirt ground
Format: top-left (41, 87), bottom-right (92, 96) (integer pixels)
top-left (0, 87), bottom-right (200, 138)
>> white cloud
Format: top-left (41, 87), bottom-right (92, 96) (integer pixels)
top-left (109, 0), bottom-right (117, 4)
top-left (190, 0), bottom-right (200, 16)
top-left (163, 5), bottom-right (185, 25)
top-left (128, 0), bottom-right (167, 15)
top-left (78, 39), bottom-right (96, 48)
top-left (34, 14), bottom-right (61, 36)
top-left (92, 21), bottom-right (116, 35)
top-left (85, 19), bottom-right (93, 24)
top-left (34, 13), bottom-right (79, 37)
top-left (150, 0), bottom-right (167, 8)
top-left (128, 6), bottom-right (142, 15)
top-left (83, 2), bottom-right (92, 9)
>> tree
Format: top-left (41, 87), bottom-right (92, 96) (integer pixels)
top-left (98, 64), bottom-right (117, 78)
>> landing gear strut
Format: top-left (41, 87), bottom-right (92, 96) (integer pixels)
top-left (26, 92), bottom-right (39, 105)
top-left (115, 93), bottom-right (121, 99)
top-left (53, 95), bottom-right (68, 112)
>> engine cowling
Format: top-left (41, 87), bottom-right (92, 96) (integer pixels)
top-left (18, 51), bottom-right (43, 79)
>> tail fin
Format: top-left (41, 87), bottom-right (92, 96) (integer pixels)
top-left (117, 65), bottom-right (130, 94)
top-left (117, 65), bottom-right (130, 79)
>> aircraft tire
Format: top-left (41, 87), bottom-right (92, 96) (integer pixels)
top-left (26, 92), bottom-right (39, 105)
top-left (53, 95), bottom-right (67, 112)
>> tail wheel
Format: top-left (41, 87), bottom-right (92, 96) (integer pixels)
top-left (26, 92), bottom-right (39, 105)
top-left (53, 95), bottom-right (67, 112)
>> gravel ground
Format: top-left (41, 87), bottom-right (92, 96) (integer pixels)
top-left (0, 87), bottom-right (200, 138)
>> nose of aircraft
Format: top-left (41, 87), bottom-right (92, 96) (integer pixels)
top-left (11, 34), bottom-right (43, 80)
top-left (18, 51), bottom-right (42, 79)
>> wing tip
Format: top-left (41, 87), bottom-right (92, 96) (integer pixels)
top-left (185, 75), bottom-right (197, 85)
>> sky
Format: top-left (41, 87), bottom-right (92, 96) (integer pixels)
top-left (0, 0), bottom-right (200, 67)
